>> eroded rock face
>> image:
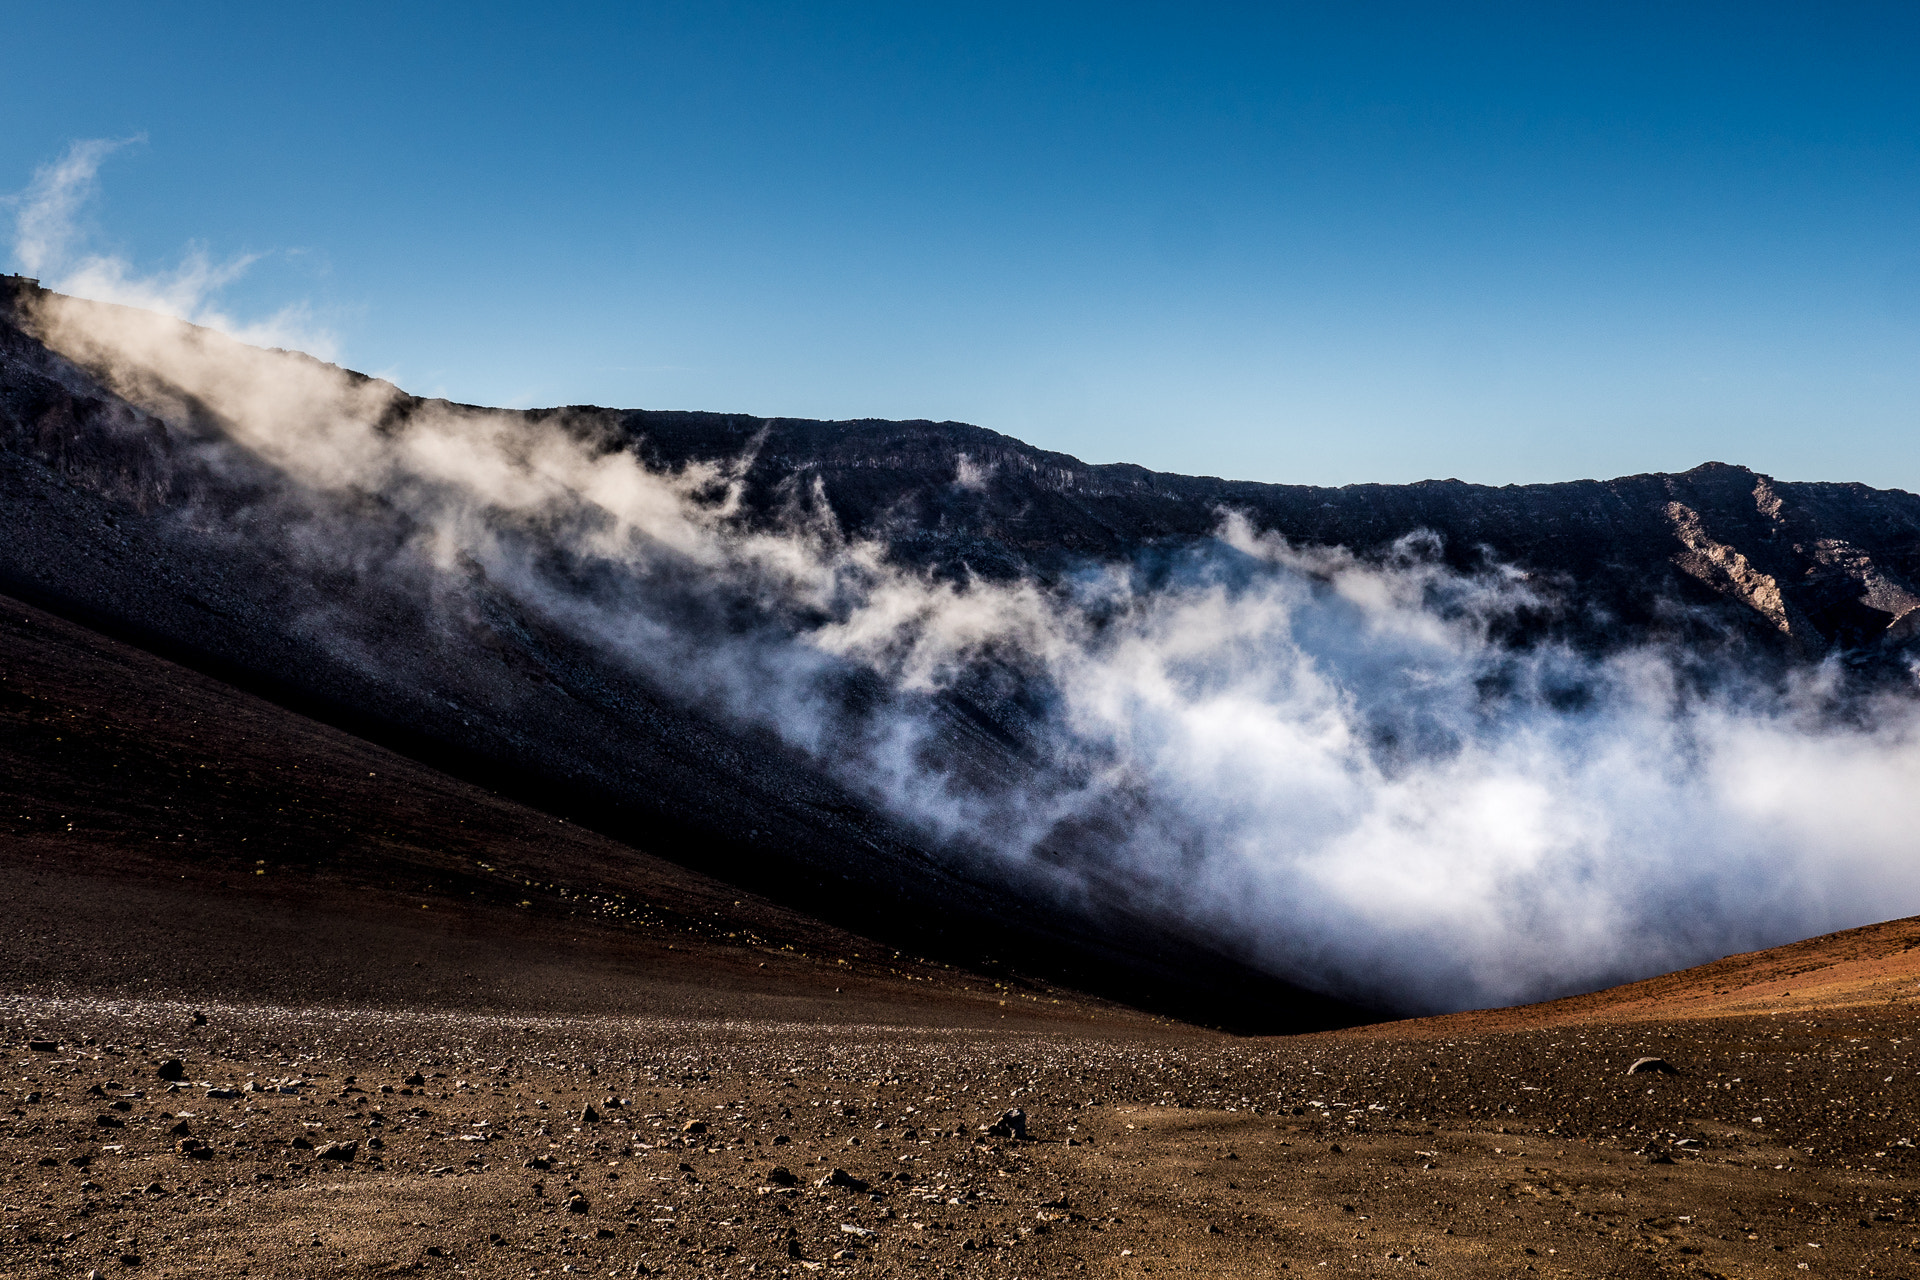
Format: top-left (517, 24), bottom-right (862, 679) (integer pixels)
top-left (620, 408), bottom-right (1920, 658)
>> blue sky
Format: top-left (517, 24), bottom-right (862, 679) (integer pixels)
top-left (4, 1), bottom-right (1918, 488)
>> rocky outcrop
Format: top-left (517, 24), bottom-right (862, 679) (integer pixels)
top-left (618, 410), bottom-right (1920, 658)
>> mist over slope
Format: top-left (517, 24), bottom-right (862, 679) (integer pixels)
top-left (5, 274), bottom-right (1920, 1018)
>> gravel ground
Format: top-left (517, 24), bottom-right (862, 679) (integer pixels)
top-left (6, 988), bottom-right (1920, 1279)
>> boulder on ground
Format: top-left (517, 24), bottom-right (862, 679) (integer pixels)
top-left (982, 1108), bottom-right (1027, 1139)
top-left (817, 1168), bottom-right (869, 1192)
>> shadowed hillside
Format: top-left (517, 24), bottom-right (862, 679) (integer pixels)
top-left (5, 275), bottom-right (1920, 1025)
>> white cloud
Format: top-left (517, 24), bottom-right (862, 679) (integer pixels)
top-left (7, 139), bottom-right (337, 360)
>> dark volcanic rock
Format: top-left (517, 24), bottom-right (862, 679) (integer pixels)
top-left (817, 1168), bottom-right (869, 1192)
top-left (621, 408), bottom-right (1920, 660)
top-left (983, 1107), bottom-right (1027, 1139)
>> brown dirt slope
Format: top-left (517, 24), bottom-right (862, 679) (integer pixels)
top-left (1349, 914), bottom-right (1920, 1040)
top-left (0, 588), bottom-right (1164, 1035)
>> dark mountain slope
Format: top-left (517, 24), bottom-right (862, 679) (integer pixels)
top-left (618, 410), bottom-right (1920, 655)
top-left (0, 279), bottom-right (1367, 1031)
top-left (4, 274), bottom-right (1919, 1027)
top-left (0, 587), bottom-right (1176, 1032)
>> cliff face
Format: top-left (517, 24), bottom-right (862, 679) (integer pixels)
top-left (3, 277), bottom-right (1918, 1024)
top-left (615, 410), bottom-right (1920, 659)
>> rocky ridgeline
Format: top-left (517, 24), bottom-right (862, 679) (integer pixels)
top-left (6, 275), bottom-right (1918, 664)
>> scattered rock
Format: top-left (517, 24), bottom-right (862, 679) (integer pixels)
top-left (983, 1108), bottom-right (1027, 1139)
top-left (818, 1168), bottom-right (870, 1192)
top-left (314, 1141), bottom-right (357, 1161)
top-left (566, 1193), bottom-right (590, 1214)
top-left (27, 1039), bottom-right (57, 1053)
top-left (190, 1012), bottom-right (206, 1026)
top-left (95, 1114), bottom-right (125, 1128)
top-left (766, 1166), bottom-right (799, 1186)
top-left (166, 1119), bottom-right (191, 1137)
top-left (681, 1119), bottom-right (708, 1135)
top-left (1627, 1057), bottom-right (1679, 1076)
top-left (404, 1072), bottom-right (426, 1086)
top-left (580, 1104), bottom-right (601, 1124)
top-left (154, 1059), bottom-right (185, 1082)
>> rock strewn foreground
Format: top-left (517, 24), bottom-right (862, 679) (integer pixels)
top-left (5, 989), bottom-right (1920, 1279)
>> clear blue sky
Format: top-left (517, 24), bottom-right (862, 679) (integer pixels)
top-left (5, 2), bottom-right (1918, 488)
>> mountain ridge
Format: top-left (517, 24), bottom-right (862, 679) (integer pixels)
top-left (5, 276), bottom-right (1920, 1026)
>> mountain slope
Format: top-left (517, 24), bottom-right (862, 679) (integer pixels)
top-left (0, 281), bottom-right (1364, 1031)
top-left (5, 274), bottom-right (1920, 1025)
top-left (0, 587), bottom-right (1181, 1032)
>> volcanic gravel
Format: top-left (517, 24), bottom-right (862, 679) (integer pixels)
top-left (6, 992), bottom-right (1920, 1278)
